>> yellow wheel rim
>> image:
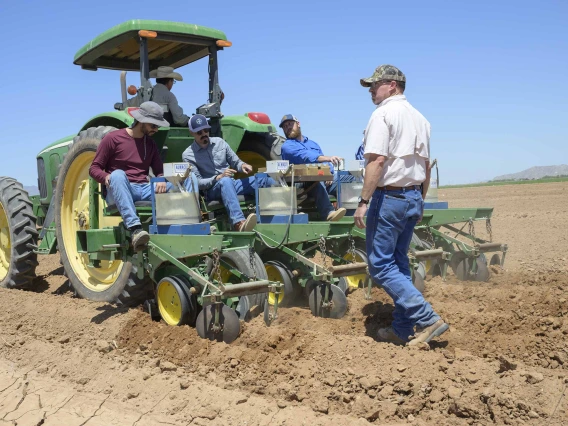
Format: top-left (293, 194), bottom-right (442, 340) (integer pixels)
top-left (60, 151), bottom-right (123, 292)
top-left (157, 279), bottom-right (183, 325)
top-left (234, 151), bottom-right (268, 179)
top-left (266, 264), bottom-right (285, 306)
top-left (425, 259), bottom-right (432, 275)
top-left (219, 260), bottom-right (238, 285)
top-left (343, 252), bottom-right (367, 289)
top-left (0, 202), bottom-right (11, 281)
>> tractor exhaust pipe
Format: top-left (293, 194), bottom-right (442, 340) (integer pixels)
top-left (120, 71), bottom-right (127, 104)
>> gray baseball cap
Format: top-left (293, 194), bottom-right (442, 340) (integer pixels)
top-left (130, 101), bottom-right (170, 127)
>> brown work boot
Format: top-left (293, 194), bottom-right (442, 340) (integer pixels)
top-left (407, 319), bottom-right (449, 346)
top-left (377, 326), bottom-right (406, 345)
top-left (327, 208), bottom-right (347, 222)
top-left (235, 213), bottom-right (257, 232)
top-left (131, 228), bottom-right (150, 252)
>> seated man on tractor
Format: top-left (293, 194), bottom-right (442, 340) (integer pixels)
top-left (89, 101), bottom-right (171, 251)
top-left (279, 114), bottom-right (346, 221)
top-left (182, 114), bottom-right (276, 232)
top-left (125, 66), bottom-right (190, 127)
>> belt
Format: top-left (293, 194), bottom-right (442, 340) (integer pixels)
top-left (377, 185), bottom-right (422, 191)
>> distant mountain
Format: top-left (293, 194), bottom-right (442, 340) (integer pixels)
top-left (24, 185), bottom-right (39, 196)
top-left (493, 165), bottom-right (568, 181)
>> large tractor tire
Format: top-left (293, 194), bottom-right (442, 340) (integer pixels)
top-left (236, 132), bottom-right (285, 174)
top-left (54, 126), bottom-right (152, 306)
top-left (0, 177), bottom-right (38, 289)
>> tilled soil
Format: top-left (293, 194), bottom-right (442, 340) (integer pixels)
top-left (1, 182), bottom-right (567, 425)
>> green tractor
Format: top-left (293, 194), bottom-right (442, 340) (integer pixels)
top-left (0, 20), bottom-right (294, 341)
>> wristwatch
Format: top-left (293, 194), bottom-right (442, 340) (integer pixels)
top-left (357, 196), bottom-right (369, 205)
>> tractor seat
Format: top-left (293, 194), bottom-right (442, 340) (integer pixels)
top-left (206, 195), bottom-right (255, 209)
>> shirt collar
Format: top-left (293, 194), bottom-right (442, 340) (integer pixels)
top-left (194, 138), bottom-right (216, 152)
top-left (378, 94), bottom-right (406, 108)
top-left (287, 135), bottom-right (308, 143)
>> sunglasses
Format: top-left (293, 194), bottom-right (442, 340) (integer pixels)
top-left (196, 129), bottom-right (210, 136)
top-left (371, 80), bottom-right (392, 90)
top-left (147, 123), bottom-right (159, 130)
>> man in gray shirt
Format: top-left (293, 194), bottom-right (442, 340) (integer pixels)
top-left (125, 66), bottom-right (189, 126)
top-left (182, 114), bottom-right (275, 231)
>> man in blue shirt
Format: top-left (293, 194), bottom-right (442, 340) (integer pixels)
top-left (356, 130), bottom-right (366, 160)
top-left (280, 114), bottom-right (346, 221)
top-left (183, 114), bottom-right (275, 231)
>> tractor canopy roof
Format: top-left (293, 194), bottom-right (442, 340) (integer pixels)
top-left (73, 20), bottom-right (228, 71)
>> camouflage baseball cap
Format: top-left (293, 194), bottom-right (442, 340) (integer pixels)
top-left (360, 65), bottom-right (406, 87)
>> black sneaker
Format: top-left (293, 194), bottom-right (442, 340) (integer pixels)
top-left (131, 228), bottom-right (150, 252)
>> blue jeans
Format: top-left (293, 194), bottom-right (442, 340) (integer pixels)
top-left (366, 187), bottom-right (440, 341)
top-left (107, 170), bottom-right (172, 229)
top-left (300, 181), bottom-right (334, 220)
top-left (207, 175), bottom-right (276, 224)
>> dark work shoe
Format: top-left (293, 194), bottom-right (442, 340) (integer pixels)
top-left (407, 319), bottom-right (449, 346)
top-left (131, 228), bottom-right (150, 252)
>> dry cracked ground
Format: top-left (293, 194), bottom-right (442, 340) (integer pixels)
top-left (1, 181), bottom-right (567, 425)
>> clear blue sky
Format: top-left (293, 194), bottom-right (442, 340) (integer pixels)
top-left (1, 0), bottom-right (566, 186)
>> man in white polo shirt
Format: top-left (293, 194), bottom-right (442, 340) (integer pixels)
top-left (354, 64), bottom-right (449, 346)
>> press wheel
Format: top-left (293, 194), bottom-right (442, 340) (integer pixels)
top-left (235, 295), bottom-right (251, 321)
top-left (308, 282), bottom-right (348, 319)
top-left (450, 251), bottom-right (467, 275)
top-left (196, 304), bottom-right (241, 343)
top-left (455, 256), bottom-right (491, 282)
top-left (415, 261), bottom-right (427, 280)
top-left (265, 260), bottom-right (298, 307)
top-left (490, 254), bottom-right (501, 266)
top-left (412, 271), bottom-right (425, 293)
top-left (335, 277), bottom-right (349, 294)
top-left (156, 276), bottom-right (197, 326)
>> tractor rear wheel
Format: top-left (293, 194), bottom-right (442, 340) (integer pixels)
top-left (0, 177), bottom-right (38, 289)
top-left (236, 132), bottom-right (285, 175)
top-left (54, 126), bottom-right (152, 306)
